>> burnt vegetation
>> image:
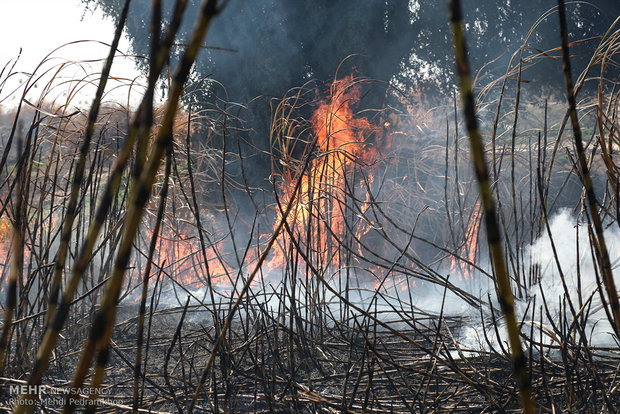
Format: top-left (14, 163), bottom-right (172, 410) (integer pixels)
top-left (0, 0), bottom-right (620, 412)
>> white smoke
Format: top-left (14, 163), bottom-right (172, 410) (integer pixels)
top-left (459, 209), bottom-right (620, 353)
top-left (149, 209), bottom-right (620, 354)
top-left (524, 209), bottom-right (620, 347)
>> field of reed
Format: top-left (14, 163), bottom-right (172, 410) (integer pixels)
top-left (0, 0), bottom-right (619, 412)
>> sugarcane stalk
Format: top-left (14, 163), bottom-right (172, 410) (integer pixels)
top-left (448, 1), bottom-right (535, 412)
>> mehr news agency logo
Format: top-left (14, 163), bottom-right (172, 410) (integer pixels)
top-left (7, 384), bottom-right (120, 408)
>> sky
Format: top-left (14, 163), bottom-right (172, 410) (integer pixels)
top-left (0, 0), bottom-right (146, 109)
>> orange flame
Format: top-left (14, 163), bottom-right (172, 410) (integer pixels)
top-left (268, 76), bottom-right (380, 273)
top-left (146, 224), bottom-right (233, 289)
top-left (0, 216), bottom-right (12, 271)
top-left (450, 201), bottom-right (481, 280)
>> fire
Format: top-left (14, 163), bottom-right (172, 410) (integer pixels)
top-left (147, 223), bottom-right (232, 289)
top-left (268, 76), bottom-right (380, 273)
top-left (0, 197), bottom-right (50, 291)
top-left (450, 201), bottom-right (481, 280)
top-left (0, 216), bottom-right (11, 269)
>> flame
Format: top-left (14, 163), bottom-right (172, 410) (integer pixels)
top-left (0, 211), bottom-right (37, 293)
top-left (0, 216), bottom-right (11, 270)
top-left (146, 223), bottom-right (233, 289)
top-left (450, 201), bottom-right (481, 280)
top-left (268, 76), bottom-right (380, 273)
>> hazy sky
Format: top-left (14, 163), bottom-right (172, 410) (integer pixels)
top-left (0, 0), bottom-right (145, 109)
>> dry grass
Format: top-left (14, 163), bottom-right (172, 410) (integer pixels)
top-left (0, 1), bottom-right (619, 413)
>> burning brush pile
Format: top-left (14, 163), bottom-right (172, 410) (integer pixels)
top-left (0, 0), bottom-right (620, 413)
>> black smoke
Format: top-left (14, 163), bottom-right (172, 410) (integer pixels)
top-left (82, 0), bottom-right (620, 191)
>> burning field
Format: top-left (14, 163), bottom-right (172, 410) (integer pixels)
top-left (0, 0), bottom-right (620, 412)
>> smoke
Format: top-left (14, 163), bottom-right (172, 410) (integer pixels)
top-left (525, 209), bottom-right (620, 346)
top-left (457, 209), bottom-right (620, 353)
top-left (149, 206), bottom-right (620, 359)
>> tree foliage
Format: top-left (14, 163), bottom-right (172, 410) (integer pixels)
top-left (82, 0), bottom-right (619, 183)
top-left (83, 0), bottom-right (618, 96)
